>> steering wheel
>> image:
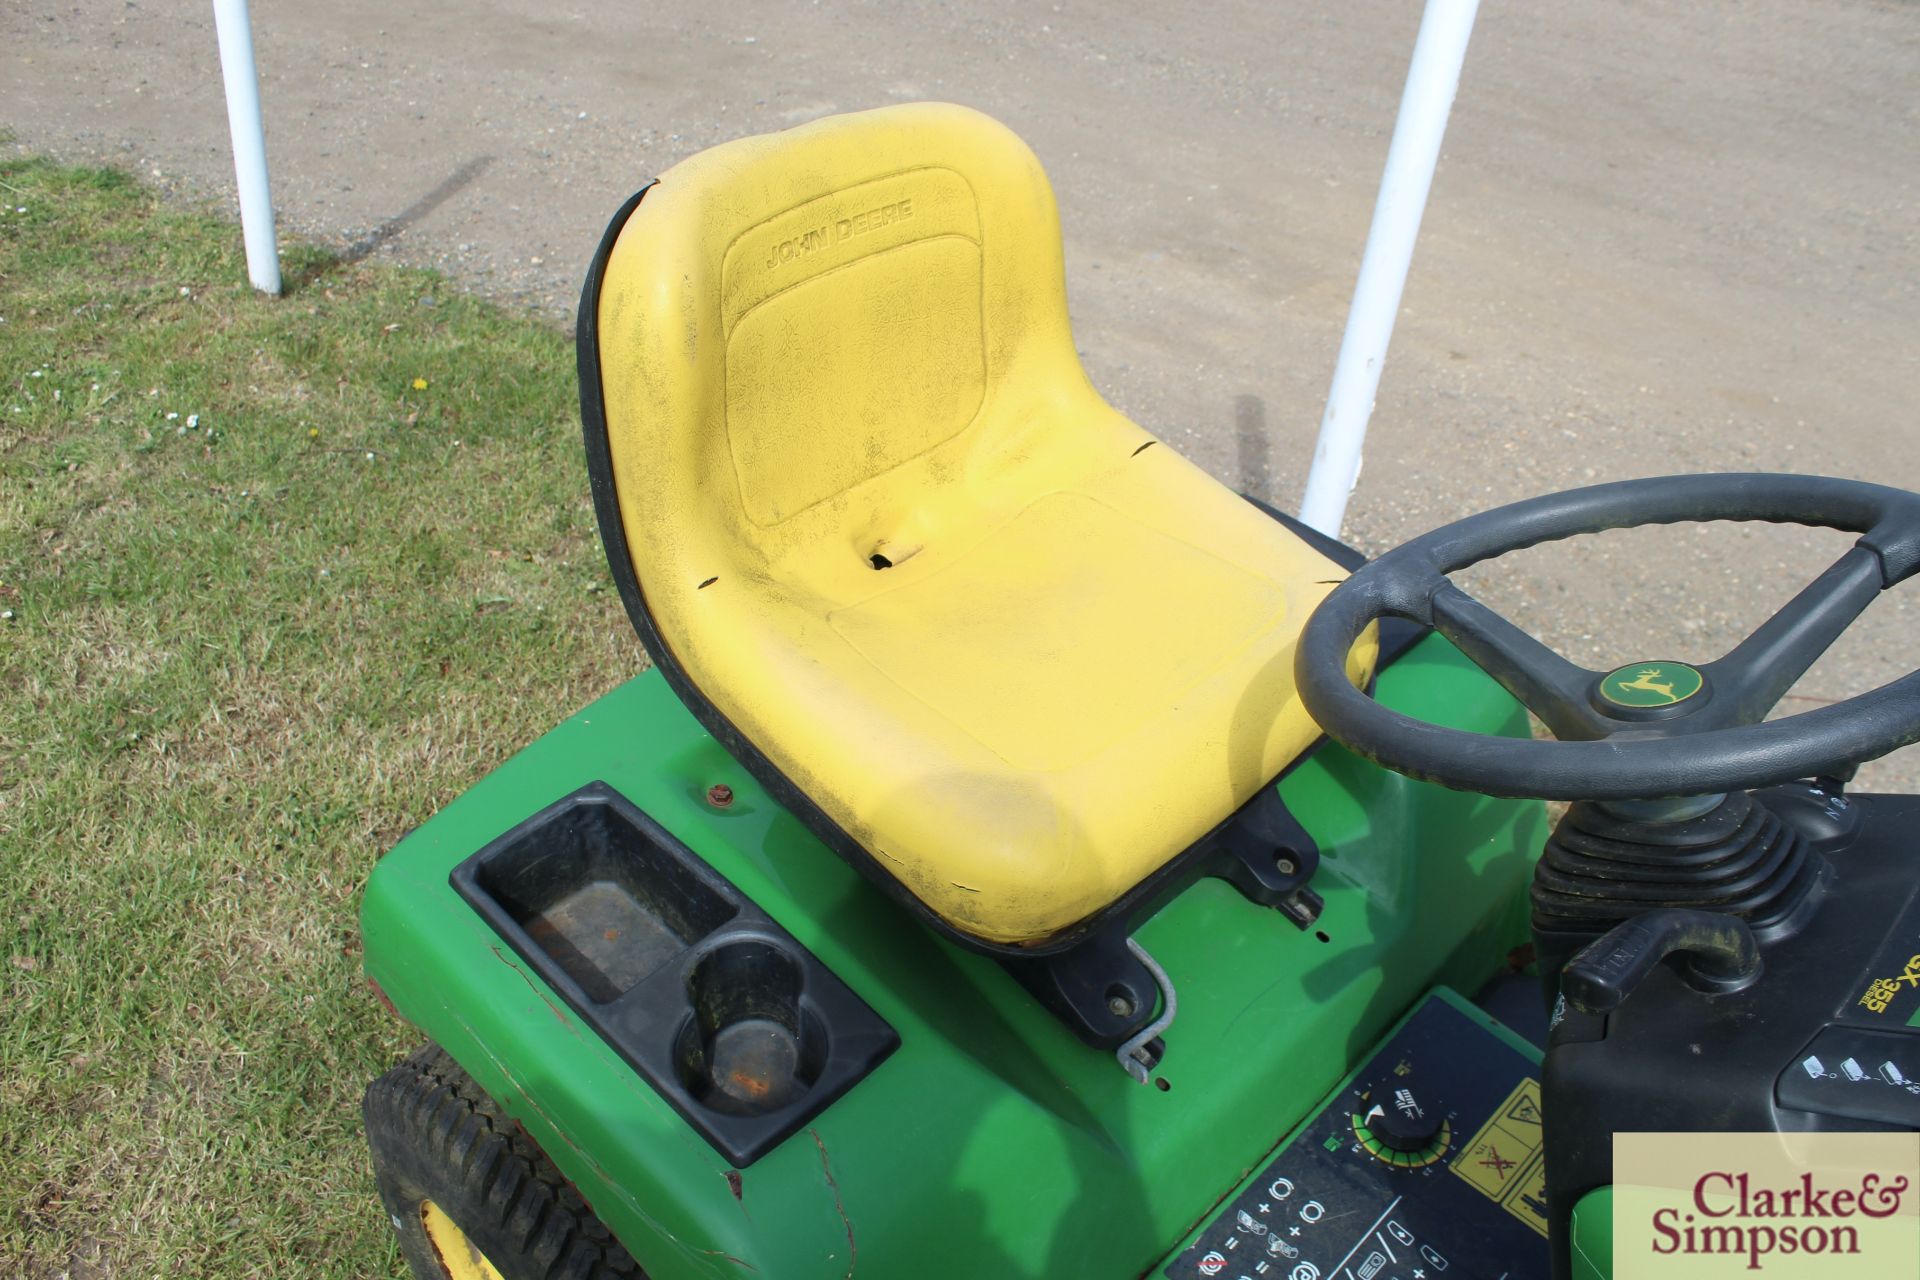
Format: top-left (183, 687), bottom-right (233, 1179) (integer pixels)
top-left (1295, 474), bottom-right (1920, 801)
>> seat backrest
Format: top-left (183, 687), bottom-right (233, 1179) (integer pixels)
top-left (591, 104), bottom-right (1090, 622)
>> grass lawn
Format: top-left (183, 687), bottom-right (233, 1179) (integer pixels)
top-left (0, 149), bottom-right (640, 1277)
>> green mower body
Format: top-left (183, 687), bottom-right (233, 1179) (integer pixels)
top-left (362, 637), bottom-right (1549, 1278)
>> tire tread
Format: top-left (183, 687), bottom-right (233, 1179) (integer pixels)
top-left (363, 1043), bottom-right (645, 1280)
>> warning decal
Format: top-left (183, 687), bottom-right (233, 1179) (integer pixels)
top-left (1450, 1077), bottom-right (1550, 1237)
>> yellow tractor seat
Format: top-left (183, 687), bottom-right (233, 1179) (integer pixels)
top-left (580, 103), bottom-right (1373, 948)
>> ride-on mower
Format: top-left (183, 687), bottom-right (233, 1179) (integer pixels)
top-left (356, 101), bottom-right (1920, 1280)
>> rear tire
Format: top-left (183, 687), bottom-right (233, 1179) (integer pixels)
top-left (363, 1043), bottom-right (646, 1280)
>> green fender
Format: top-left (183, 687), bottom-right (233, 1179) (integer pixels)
top-left (1570, 1186), bottom-right (1614, 1280)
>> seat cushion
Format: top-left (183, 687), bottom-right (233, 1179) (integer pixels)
top-left (829, 491), bottom-right (1285, 774)
top-left (588, 103), bottom-right (1373, 945)
top-left (649, 431), bottom-right (1371, 944)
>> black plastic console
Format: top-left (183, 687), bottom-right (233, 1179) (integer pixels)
top-left (451, 782), bottom-right (899, 1167)
top-left (1542, 788), bottom-right (1920, 1280)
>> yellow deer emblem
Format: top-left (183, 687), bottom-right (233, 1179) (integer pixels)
top-left (1615, 667), bottom-right (1677, 702)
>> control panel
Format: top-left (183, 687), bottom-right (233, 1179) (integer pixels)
top-left (1162, 989), bottom-right (1547, 1280)
top-left (1775, 890), bottom-right (1920, 1128)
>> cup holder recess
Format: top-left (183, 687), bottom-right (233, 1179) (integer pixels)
top-left (675, 939), bottom-right (826, 1116)
top-left (451, 782), bottom-right (899, 1166)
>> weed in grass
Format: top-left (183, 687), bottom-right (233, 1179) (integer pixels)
top-left (0, 153), bottom-right (641, 1278)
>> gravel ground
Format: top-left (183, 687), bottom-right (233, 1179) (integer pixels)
top-left (8, 0), bottom-right (1918, 789)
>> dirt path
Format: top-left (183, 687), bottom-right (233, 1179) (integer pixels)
top-left (9, 0), bottom-right (1918, 785)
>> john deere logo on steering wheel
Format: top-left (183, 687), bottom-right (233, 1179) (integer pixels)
top-left (1599, 661), bottom-right (1704, 708)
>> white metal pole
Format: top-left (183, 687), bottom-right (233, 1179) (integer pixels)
top-left (1298, 0), bottom-right (1480, 537)
top-left (212, 0), bottom-right (282, 295)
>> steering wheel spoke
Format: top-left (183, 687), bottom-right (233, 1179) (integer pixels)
top-left (1699, 544), bottom-right (1886, 727)
top-left (1426, 581), bottom-right (1610, 740)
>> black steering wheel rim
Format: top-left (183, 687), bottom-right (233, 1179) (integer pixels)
top-left (1296, 473), bottom-right (1920, 801)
